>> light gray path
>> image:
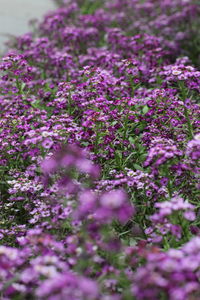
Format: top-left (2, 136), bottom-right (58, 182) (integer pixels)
top-left (0, 0), bottom-right (56, 53)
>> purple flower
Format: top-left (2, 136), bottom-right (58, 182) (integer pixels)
top-left (42, 138), bottom-right (54, 149)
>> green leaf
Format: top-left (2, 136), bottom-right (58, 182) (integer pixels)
top-left (133, 164), bottom-right (144, 171)
top-left (31, 100), bottom-right (41, 109)
top-left (81, 142), bottom-right (89, 147)
top-left (115, 151), bottom-right (123, 168)
top-left (142, 105), bottom-right (149, 114)
top-left (124, 152), bottom-right (137, 165)
top-left (129, 238), bottom-right (137, 246)
top-left (128, 136), bottom-right (135, 144)
top-left (21, 82), bottom-right (26, 91)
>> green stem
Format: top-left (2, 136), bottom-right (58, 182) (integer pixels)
top-left (123, 113), bottom-right (129, 141)
top-left (163, 236), bottom-right (170, 250)
top-left (16, 78), bottom-right (22, 94)
top-left (167, 179), bottom-right (173, 198)
top-left (184, 105), bottom-right (193, 139)
top-left (178, 81), bottom-right (193, 139)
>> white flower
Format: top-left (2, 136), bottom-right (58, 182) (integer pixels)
top-left (172, 69), bottom-right (182, 76)
top-left (34, 184), bottom-right (43, 191)
top-left (127, 170), bottom-right (135, 177)
top-left (7, 180), bottom-right (17, 185)
top-left (41, 131), bottom-right (50, 137)
top-left (194, 133), bottom-right (200, 141)
top-left (27, 130), bottom-right (36, 137)
top-left (13, 183), bottom-right (21, 190)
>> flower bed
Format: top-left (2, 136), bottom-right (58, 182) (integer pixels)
top-left (0, 0), bottom-right (200, 299)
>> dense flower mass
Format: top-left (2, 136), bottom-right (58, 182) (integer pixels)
top-left (0, 0), bottom-right (200, 299)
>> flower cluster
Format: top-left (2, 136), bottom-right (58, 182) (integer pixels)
top-left (0, 0), bottom-right (200, 299)
top-left (133, 237), bottom-right (200, 300)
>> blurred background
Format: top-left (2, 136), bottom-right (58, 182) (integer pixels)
top-left (0, 0), bottom-right (56, 53)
